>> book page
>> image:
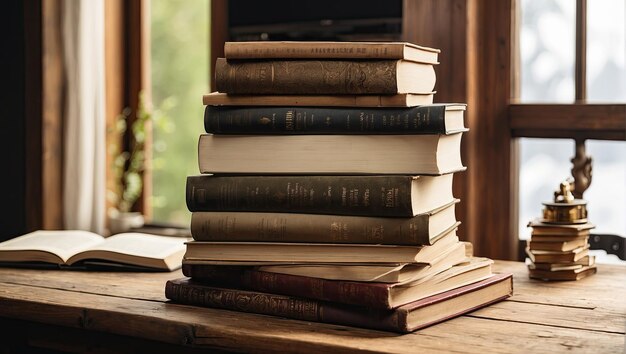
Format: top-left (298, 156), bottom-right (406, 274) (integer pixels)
top-left (81, 233), bottom-right (187, 259)
top-left (0, 230), bottom-right (104, 263)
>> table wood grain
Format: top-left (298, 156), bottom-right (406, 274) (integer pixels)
top-left (0, 261), bottom-right (624, 353)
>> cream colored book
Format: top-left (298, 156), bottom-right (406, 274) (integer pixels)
top-left (198, 133), bottom-right (466, 175)
top-left (184, 230), bottom-right (459, 265)
top-left (0, 230), bottom-right (187, 271)
top-left (258, 241), bottom-right (468, 283)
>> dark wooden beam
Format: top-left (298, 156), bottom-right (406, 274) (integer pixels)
top-left (210, 0), bottom-right (228, 91)
top-left (510, 104), bottom-right (626, 140)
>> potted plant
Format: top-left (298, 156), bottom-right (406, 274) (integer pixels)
top-left (107, 93), bottom-right (151, 235)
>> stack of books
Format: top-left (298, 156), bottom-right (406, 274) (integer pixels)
top-left (526, 220), bottom-right (597, 281)
top-left (166, 41), bottom-right (513, 333)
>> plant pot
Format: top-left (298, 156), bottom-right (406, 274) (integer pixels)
top-left (108, 211), bottom-right (145, 235)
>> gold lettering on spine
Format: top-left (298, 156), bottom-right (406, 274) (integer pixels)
top-left (285, 110), bottom-right (294, 130)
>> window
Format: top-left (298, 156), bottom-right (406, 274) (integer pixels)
top-left (150, 0), bottom-right (209, 225)
top-left (515, 0), bottom-right (626, 263)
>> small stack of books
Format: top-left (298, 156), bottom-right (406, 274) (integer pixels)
top-left (526, 220), bottom-right (597, 281)
top-left (166, 41), bottom-right (513, 333)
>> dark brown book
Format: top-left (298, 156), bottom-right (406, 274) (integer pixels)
top-left (186, 174), bottom-right (455, 217)
top-left (223, 41), bottom-right (440, 64)
top-left (197, 133), bottom-right (466, 175)
top-left (528, 266), bottom-right (596, 281)
top-left (202, 92), bottom-right (435, 107)
top-left (165, 273), bottom-right (513, 333)
top-left (190, 203), bottom-right (459, 246)
top-left (182, 257), bottom-right (492, 309)
top-left (203, 104), bottom-right (466, 135)
top-left (215, 58), bottom-right (436, 95)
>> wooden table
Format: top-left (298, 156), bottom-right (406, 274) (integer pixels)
top-left (0, 261), bottom-right (624, 353)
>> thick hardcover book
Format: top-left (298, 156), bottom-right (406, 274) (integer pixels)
top-left (202, 92), bottom-right (435, 107)
top-left (197, 133), bottom-right (465, 175)
top-left (186, 174), bottom-right (454, 217)
top-left (181, 257), bottom-right (492, 309)
top-left (165, 273), bottom-right (513, 333)
top-left (224, 41), bottom-right (440, 64)
top-left (204, 104), bottom-right (466, 135)
top-left (190, 204), bottom-right (459, 246)
top-left (215, 58), bottom-right (436, 95)
top-left (528, 266), bottom-right (596, 281)
top-left (183, 231), bottom-right (459, 264)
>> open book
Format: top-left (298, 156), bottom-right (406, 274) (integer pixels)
top-left (0, 230), bottom-right (187, 271)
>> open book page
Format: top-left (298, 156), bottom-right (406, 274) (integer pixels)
top-left (66, 233), bottom-right (188, 266)
top-left (0, 230), bottom-right (104, 263)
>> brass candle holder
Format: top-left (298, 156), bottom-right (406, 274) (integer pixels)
top-left (541, 180), bottom-right (588, 224)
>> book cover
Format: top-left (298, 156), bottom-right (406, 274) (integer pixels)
top-left (224, 41), bottom-right (440, 64)
top-left (189, 207), bottom-right (459, 246)
top-left (165, 273), bottom-right (513, 333)
top-left (215, 59), bottom-right (436, 95)
top-left (204, 104), bottom-right (466, 135)
top-left (186, 174), bottom-right (455, 217)
top-left (197, 133), bottom-right (466, 175)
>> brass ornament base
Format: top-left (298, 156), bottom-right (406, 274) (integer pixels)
top-left (541, 180), bottom-right (588, 224)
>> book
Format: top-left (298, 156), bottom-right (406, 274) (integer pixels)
top-left (527, 234), bottom-right (589, 242)
top-left (198, 133), bottom-right (465, 175)
top-left (190, 204), bottom-right (459, 246)
top-left (215, 58), bottom-right (436, 95)
top-left (202, 92), bottom-right (435, 107)
top-left (203, 104), bottom-right (466, 135)
top-left (0, 230), bottom-right (187, 271)
top-left (186, 174), bottom-right (455, 217)
top-left (528, 255), bottom-right (595, 271)
top-left (181, 257), bottom-right (492, 309)
top-left (528, 266), bottom-right (597, 281)
top-left (527, 237), bottom-right (588, 252)
top-left (224, 41), bottom-right (440, 64)
top-left (184, 241), bottom-right (469, 284)
top-left (525, 246), bottom-right (589, 263)
top-left (528, 220), bottom-right (595, 236)
top-left (183, 229), bottom-right (459, 265)
top-left (164, 273), bottom-right (513, 333)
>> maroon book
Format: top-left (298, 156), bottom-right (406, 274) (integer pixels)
top-left (165, 273), bottom-right (513, 333)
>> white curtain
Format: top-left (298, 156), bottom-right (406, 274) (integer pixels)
top-left (62, 0), bottom-right (105, 234)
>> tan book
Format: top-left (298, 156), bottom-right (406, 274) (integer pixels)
top-left (528, 220), bottom-right (595, 236)
top-left (190, 202), bottom-right (459, 246)
top-left (184, 230), bottom-right (460, 265)
top-left (224, 41), bottom-right (440, 64)
top-left (258, 241), bottom-right (469, 283)
top-left (529, 234), bottom-right (589, 242)
top-left (202, 92), bottom-right (435, 107)
top-left (0, 230), bottom-right (187, 271)
top-left (528, 237), bottom-right (588, 252)
top-left (528, 266), bottom-right (597, 281)
top-left (529, 255), bottom-right (596, 271)
top-left (198, 133), bottom-right (466, 175)
top-left (215, 58), bottom-right (436, 95)
top-left (526, 246), bottom-right (589, 263)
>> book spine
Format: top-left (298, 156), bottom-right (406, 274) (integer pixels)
top-left (165, 280), bottom-right (406, 333)
top-left (190, 211), bottom-right (431, 245)
top-left (224, 42), bottom-right (404, 60)
top-left (186, 175), bottom-right (414, 217)
top-left (215, 58), bottom-right (399, 95)
top-left (204, 105), bottom-right (447, 134)
top-left (183, 265), bottom-right (393, 309)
